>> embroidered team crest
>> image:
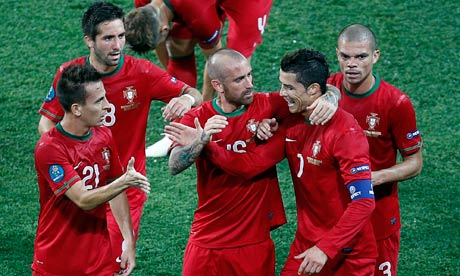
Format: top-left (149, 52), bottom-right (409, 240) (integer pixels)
top-left (364, 113), bottom-right (382, 137)
top-left (246, 119), bottom-right (259, 135)
top-left (312, 140), bottom-right (321, 158)
top-left (245, 119), bottom-right (259, 143)
top-left (121, 86), bottom-right (140, 111)
top-left (123, 86), bottom-right (137, 104)
top-left (101, 147), bottom-right (111, 170)
top-left (307, 140), bottom-right (322, 166)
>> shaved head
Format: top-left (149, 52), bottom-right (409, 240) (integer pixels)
top-left (338, 23), bottom-right (377, 51)
top-left (207, 48), bottom-right (248, 81)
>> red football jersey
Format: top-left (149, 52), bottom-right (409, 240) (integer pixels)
top-left (32, 125), bottom-right (123, 275)
top-left (165, 0), bottom-right (223, 49)
top-left (328, 73), bottom-right (423, 240)
top-left (176, 92), bottom-right (288, 248)
top-left (39, 55), bottom-right (188, 207)
top-left (284, 109), bottom-right (377, 260)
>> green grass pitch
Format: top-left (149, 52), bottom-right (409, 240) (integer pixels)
top-left (0, 0), bottom-right (459, 275)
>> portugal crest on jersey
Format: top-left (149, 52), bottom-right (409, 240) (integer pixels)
top-left (123, 86), bottom-right (137, 104)
top-left (101, 147), bottom-right (111, 170)
top-left (246, 119), bottom-right (259, 135)
top-left (307, 140), bottom-right (322, 166)
top-left (364, 113), bottom-right (382, 137)
top-left (122, 86), bottom-right (140, 111)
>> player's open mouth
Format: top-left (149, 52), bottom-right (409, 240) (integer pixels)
top-left (284, 97), bottom-right (295, 106)
top-left (109, 52), bottom-right (121, 59)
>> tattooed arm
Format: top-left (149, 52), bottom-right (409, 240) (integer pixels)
top-left (167, 116), bottom-right (228, 175)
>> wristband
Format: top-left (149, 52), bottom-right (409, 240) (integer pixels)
top-left (182, 94), bottom-right (196, 106)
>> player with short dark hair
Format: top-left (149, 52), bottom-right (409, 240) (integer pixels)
top-left (165, 48), bottom-right (340, 275)
top-left (328, 23), bottom-right (424, 276)
top-left (32, 64), bottom-right (150, 276)
top-left (37, 1), bottom-right (202, 273)
top-left (279, 48), bottom-right (377, 275)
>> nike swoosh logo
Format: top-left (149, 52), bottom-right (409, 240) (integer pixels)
top-left (285, 138), bottom-right (296, 142)
top-left (213, 139), bottom-right (223, 143)
top-left (73, 161), bottom-right (83, 170)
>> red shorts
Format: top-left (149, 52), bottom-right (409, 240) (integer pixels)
top-left (183, 238), bottom-right (275, 276)
top-left (281, 245), bottom-right (376, 276)
top-left (220, 0), bottom-right (273, 57)
top-left (106, 202), bottom-right (144, 271)
top-left (168, 0), bottom-right (272, 57)
top-left (375, 231), bottom-right (400, 276)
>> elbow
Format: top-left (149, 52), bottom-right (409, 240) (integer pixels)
top-left (169, 163), bottom-right (185, 175)
top-left (169, 167), bottom-right (180, 175)
top-left (71, 196), bottom-right (98, 211)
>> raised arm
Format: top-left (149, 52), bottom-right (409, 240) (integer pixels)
top-left (307, 84), bottom-right (340, 125)
top-left (65, 157), bottom-right (150, 210)
top-left (162, 86), bottom-right (203, 122)
top-left (203, 131), bottom-right (285, 180)
top-left (166, 116), bottom-right (285, 179)
top-left (166, 116), bottom-right (226, 175)
top-left (38, 116), bottom-right (57, 135)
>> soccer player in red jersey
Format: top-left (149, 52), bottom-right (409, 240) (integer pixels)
top-left (165, 48), bottom-right (338, 275)
top-left (37, 2), bottom-right (202, 273)
top-left (125, 0), bottom-right (272, 102)
top-left (328, 24), bottom-right (423, 276)
top-left (32, 64), bottom-right (150, 276)
top-left (165, 48), bottom-right (377, 275)
top-left (279, 48), bottom-right (376, 276)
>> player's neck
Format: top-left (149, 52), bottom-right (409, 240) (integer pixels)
top-left (88, 55), bottom-right (117, 74)
top-left (216, 98), bottom-right (244, 113)
top-left (60, 117), bottom-right (91, 137)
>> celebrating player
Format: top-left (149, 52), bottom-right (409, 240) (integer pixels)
top-left (165, 48), bottom-right (339, 275)
top-left (32, 64), bottom-right (150, 276)
top-left (328, 23), bottom-right (423, 276)
top-left (37, 2), bottom-right (202, 273)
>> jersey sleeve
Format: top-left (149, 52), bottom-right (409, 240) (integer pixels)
top-left (142, 61), bottom-right (189, 103)
top-left (203, 127), bottom-right (286, 179)
top-left (35, 141), bottom-right (81, 197)
top-left (39, 66), bottom-right (66, 122)
top-left (316, 124), bottom-right (375, 259)
top-left (388, 94), bottom-right (423, 156)
top-left (334, 128), bottom-right (372, 185)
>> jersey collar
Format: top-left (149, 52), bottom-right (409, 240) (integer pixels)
top-left (56, 122), bottom-right (92, 141)
top-left (343, 73), bottom-right (380, 98)
top-left (85, 55), bottom-right (124, 78)
top-left (212, 98), bottom-right (247, 117)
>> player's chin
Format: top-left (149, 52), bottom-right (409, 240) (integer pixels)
top-left (242, 95), bottom-right (254, 105)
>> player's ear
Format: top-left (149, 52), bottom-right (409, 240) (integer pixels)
top-left (372, 49), bottom-right (381, 64)
top-left (307, 83), bottom-right (321, 96)
top-left (211, 79), bottom-right (223, 93)
top-left (71, 103), bottom-right (82, 117)
top-left (84, 35), bottom-right (94, 49)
